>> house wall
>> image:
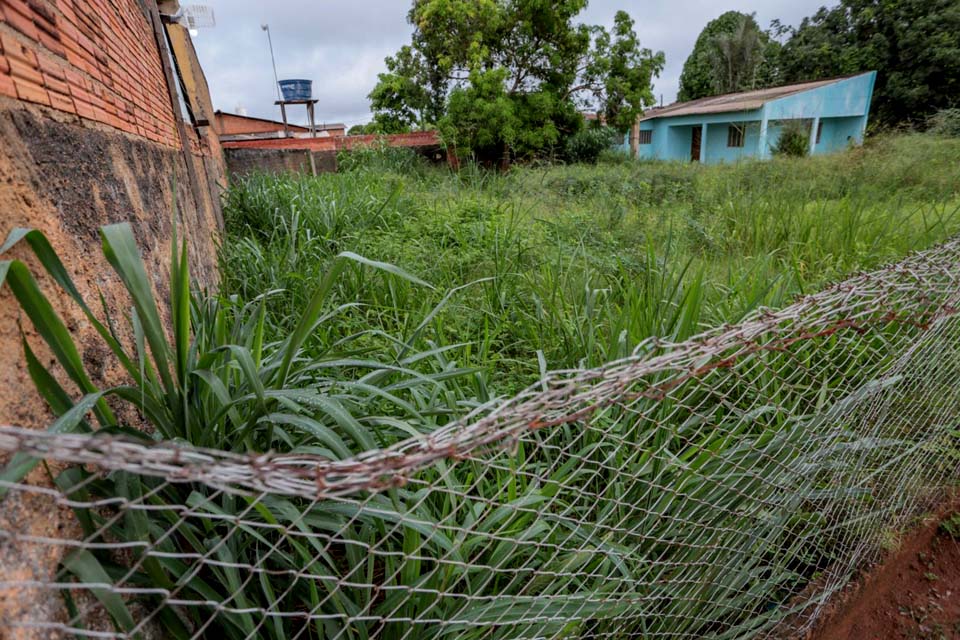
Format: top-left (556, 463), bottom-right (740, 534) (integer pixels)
top-left (0, 1), bottom-right (224, 633)
top-left (625, 72), bottom-right (876, 163)
top-left (763, 72), bottom-right (876, 121)
top-left (626, 109), bottom-right (765, 163)
top-left (666, 124), bottom-right (695, 161)
top-left (704, 121), bottom-right (761, 164)
top-left (814, 116), bottom-right (867, 155)
top-left (216, 113), bottom-right (347, 139)
top-left (216, 111), bottom-right (309, 136)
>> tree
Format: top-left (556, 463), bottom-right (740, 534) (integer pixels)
top-left (678, 12), bottom-right (780, 101)
top-left (777, 0), bottom-right (960, 127)
top-left (585, 12), bottom-right (665, 133)
top-left (709, 16), bottom-right (763, 95)
top-left (370, 0), bottom-right (664, 163)
top-left (368, 45), bottom-right (436, 133)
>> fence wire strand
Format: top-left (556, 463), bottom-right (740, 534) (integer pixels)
top-left (2, 237), bottom-right (960, 639)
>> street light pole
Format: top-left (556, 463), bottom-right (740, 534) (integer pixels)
top-left (261, 23), bottom-right (281, 101)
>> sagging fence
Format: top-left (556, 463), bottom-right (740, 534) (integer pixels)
top-left (2, 236), bottom-right (960, 639)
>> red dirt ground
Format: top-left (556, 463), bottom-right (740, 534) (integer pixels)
top-left (810, 509), bottom-right (960, 640)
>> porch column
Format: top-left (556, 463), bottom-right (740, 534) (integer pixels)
top-left (700, 123), bottom-right (708, 163)
top-left (809, 116), bottom-right (820, 156)
top-left (758, 110), bottom-right (769, 159)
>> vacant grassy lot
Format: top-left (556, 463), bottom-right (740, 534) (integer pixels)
top-left (222, 134), bottom-right (960, 393)
top-left (5, 133), bottom-right (959, 638)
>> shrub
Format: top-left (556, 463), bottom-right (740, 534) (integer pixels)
top-left (337, 141), bottom-right (427, 174)
top-left (564, 126), bottom-right (621, 164)
top-left (773, 120), bottom-right (810, 157)
top-left (927, 108), bottom-right (960, 137)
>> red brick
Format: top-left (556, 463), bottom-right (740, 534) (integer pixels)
top-left (63, 65), bottom-right (84, 88)
top-left (37, 29), bottom-right (65, 57)
top-left (74, 97), bottom-right (95, 120)
top-left (30, 1), bottom-right (60, 34)
top-left (36, 52), bottom-right (64, 77)
top-left (67, 81), bottom-right (87, 99)
top-left (63, 42), bottom-right (83, 67)
top-left (3, 0), bottom-right (32, 21)
top-left (47, 88), bottom-right (74, 112)
top-left (57, 16), bottom-right (77, 42)
top-left (1, 32), bottom-right (27, 61)
top-left (2, 2), bottom-right (39, 41)
top-left (0, 72), bottom-right (15, 96)
top-left (56, 1), bottom-right (79, 28)
top-left (0, 55), bottom-right (8, 75)
top-left (8, 56), bottom-right (42, 85)
top-left (13, 77), bottom-right (49, 105)
top-left (42, 71), bottom-right (67, 95)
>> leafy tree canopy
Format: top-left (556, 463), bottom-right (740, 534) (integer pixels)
top-left (369, 0), bottom-right (664, 162)
top-left (677, 11), bottom-right (780, 102)
top-left (775, 0), bottom-right (960, 127)
top-left (368, 45), bottom-right (432, 133)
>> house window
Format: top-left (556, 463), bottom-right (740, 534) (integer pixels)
top-left (638, 129), bottom-right (652, 145)
top-left (816, 121), bottom-right (823, 144)
top-left (727, 124), bottom-right (745, 148)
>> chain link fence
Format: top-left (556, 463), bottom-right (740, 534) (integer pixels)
top-left (2, 237), bottom-right (960, 639)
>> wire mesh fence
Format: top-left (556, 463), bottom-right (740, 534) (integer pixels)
top-left (2, 236), bottom-right (960, 639)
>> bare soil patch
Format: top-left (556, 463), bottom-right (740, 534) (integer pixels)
top-left (810, 507), bottom-right (960, 640)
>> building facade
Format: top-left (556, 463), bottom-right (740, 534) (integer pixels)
top-left (0, 0), bottom-right (225, 632)
top-left (214, 110), bottom-right (346, 140)
top-left (625, 72), bottom-right (877, 163)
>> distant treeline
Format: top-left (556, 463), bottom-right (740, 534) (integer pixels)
top-left (357, 0), bottom-right (959, 163)
top-left (679, 0), bottom-right (960, 128)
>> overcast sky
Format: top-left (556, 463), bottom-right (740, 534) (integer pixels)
top-left (192, 0), bottom-right (828, 128)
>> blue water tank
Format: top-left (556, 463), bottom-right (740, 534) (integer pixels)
top-left (278, 79), bottom-right (312, 101)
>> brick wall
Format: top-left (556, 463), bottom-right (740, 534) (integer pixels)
top-left (222, 131), bottom-right (449, 175)
top-left (223, 129), bottom-right (442, 152)
top-left (0, 0), bottom-right (225, 423)
top-left (216, 110), bottom-right (310, 136)
top-left (0, 0), bottom-right (182, 146)
top-left (225, 146), bottom-right (338, 176)
top-left (0, 3), bottom-right (225, 632)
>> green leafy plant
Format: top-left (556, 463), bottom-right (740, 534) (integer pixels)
top-left (927, 109), bottom-right (960, 137)
top-left (773, 120), bottom-right (811, 157)
top-left (563, 126), bottom-right (621, 164)
top-left (4, 134), bottom-right (960, 638)
top-left (0, 222), bottom-right (487, 638)
top-left (940, 513), bottom-right (960, 539)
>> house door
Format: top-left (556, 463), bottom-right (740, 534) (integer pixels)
top-left (690, 126), bottom-right (702, 162)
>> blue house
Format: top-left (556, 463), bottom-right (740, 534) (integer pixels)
top-left (624, 72), bottom-right (877, 163)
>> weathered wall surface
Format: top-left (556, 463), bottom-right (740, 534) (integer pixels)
top-left (222, 130), bottom-right (448, 176)
top-left (223, 129), bottom-right (443, 152)
top-left (225, 146), bottom-right (338, 176)
top-left (0, 1), bottom-right (224, 635)
top-left (216, 110), bottom-right (311, 136)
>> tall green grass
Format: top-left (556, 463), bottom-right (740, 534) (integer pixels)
top-left (2, 133), bottom-right (959, 638)
top-left (223, 133), bottom-right (960, 391)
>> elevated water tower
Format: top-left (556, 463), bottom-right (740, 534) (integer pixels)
top-left (261, 24), bottom-right (318, 138)
top-left (276, 79), bottom-right (319, 138)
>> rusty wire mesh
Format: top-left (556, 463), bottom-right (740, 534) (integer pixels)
top-left (2, 237), bottom-right (960, 639)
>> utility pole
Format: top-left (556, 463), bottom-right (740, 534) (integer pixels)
top-left (261, 24), bottom-right (281, 101)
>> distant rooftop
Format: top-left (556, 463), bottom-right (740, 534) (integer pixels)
top-left (641, 74), bottom-right (869, 121)
top-left (214, 110), bottom-right (346, 132)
